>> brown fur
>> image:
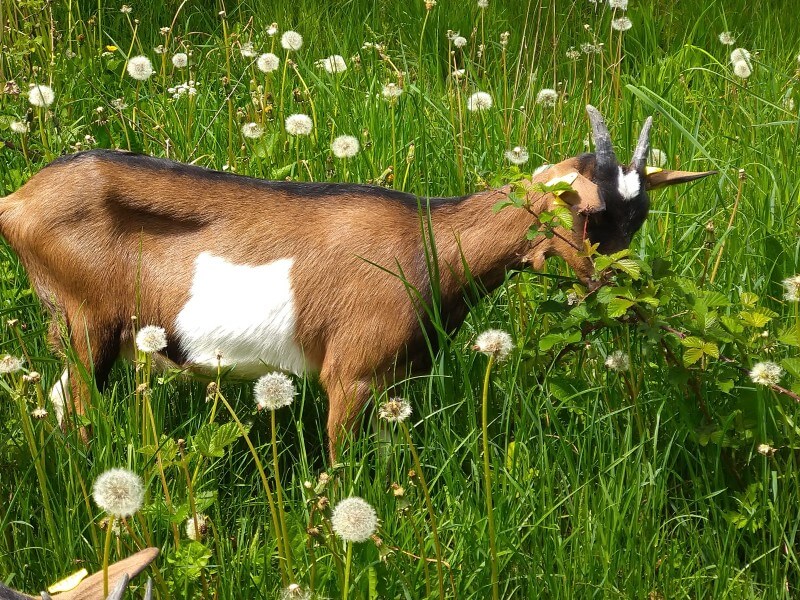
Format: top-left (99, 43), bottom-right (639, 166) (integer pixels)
top-left (0, 149), bottom-right (713, 457)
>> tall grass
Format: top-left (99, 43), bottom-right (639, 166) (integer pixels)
top-left (1, 0), bottom-right (800, 598)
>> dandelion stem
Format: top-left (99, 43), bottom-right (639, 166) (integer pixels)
top-left (271, 409), bottom-right (294, 582)
top-left (102, 517), bottom-right (114, 596)
top-left (481, 353), bottom-right (500, 600)
top-left (217, 390), bottom-right (288, 585)
top-left (342, 541), bottom-right (353, 600)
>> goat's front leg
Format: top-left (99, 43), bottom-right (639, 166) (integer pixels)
top-left (321, 371), bottom-right (373, 462)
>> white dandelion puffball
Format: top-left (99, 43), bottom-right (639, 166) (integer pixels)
top-left (172, 52), bottom-right (188, 68)
top-left (611, 17), bottom-right (633, 31)
top-left (10, 121), bottom-right (28, 134)
top-left (135, 325), bottom-right (167, 353)
top-left (453, 36), bottom-right (467, 49)
top-left (281, 584), bottom-right (311, 600)
top-left (331, 135), bottom-right (360, 158)
top-left (378, 398), bottom-right (412, 423)
top-left (240, 41), bottom-right (257, 58)
top-left (254, 372), bottom-right (296, 410)
top-left (281, 30), bottom-right (303, 51)
top-left (242, 122), bottom-right (264, 139)
top-left (608, 0), bottom-right (628, 9)
top-left (382, 83), bottom-right (403, 101)
top-left (331, 497), bottom-right (378, 543)
top-left (477, 0), bottom-right (489, 7)
top-left (267, 23), bottom-right (278, 37)
top-left (257, 52), bottom-right (280, 73)
top-left (467, 91), bottom-right (493, 112)
top-left (733, 61), bottom-right (751, 79)
top-left (0, 354), bottom-right (24, 374)
top-left (649, 148), bottom-right (667, 167)
top-left (474, 329), bottom-right (513, 361)
top-left (604, 350), bottom-right (630, 371)
top-left (317, 54), bottom-right (347, 74)
top-left (536, 88), bottom-right (558, 107)
top-left (782, 274), bottom-right (800, 301)
top-left (504, 146), bottom-right (530, 165)
top-left (750, 361), bottom-right (783, 386)
top-left (28, 84), bottom-right (55, 107)
top-left (185, 513), bottom-right (208, 541)
top-left (127, 55), bottom-right (154, 81)
top-left (718, 31), bottom-right (736, 45)
top-left (92, 468), bottom-right (145, 517)
top-left (285, 113), bottom-right (313, 136)
top-left (730, 47), bottom-right (751, 65)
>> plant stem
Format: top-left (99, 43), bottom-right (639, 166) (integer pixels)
top-left (481, 354), bottom-right (500, 600)
top-left (102, 517), bottom-right (114, 596)
top-left (342, 541), bottom-right (353, 600)
top-left (272, 409), bottom-right (294, 581)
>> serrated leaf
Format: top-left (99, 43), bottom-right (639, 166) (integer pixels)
top-left (607, 297), bottom-right (634, 318)
top-left (683, 347), bottom-right (705, 366)
top-left (193, 423), bottom-right (221, 458)
top-left (721, 315), bottom-right (744, 334)
top-left (702, 291), bottom-right (730, 307)
top-left (212, 421), bottom-right (247, 453)
top-left (779, 324), bottom-right (800, 347)
top-left (716, 379), bottom-right (735, 393)
top-left (538, 330), bottom-right (582, 351)
top-left (782, 357), bottom-right (800, 379)
top-left (702, 341), bottom-right (719, 359)
top-left (615, 259), bottom-right (641, 279)
top-left (681, 336), bottom-right (705, 349)
top-left (740, 291), bottom-right (758, 308)
top-left (739, 308), bottom-right (776, 328)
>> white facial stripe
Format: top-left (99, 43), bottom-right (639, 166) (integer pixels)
top-left (617, 166), bottom-right (641, 201)
top-left (50, 369), bottom-right (69, 425)
top-left (175, 253), bottom-right (307, 376)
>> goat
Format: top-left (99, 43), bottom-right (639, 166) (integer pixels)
top-left (0, 106), bottom-right (714, 457)
top-left (0, 547), bottom-right (157, 600)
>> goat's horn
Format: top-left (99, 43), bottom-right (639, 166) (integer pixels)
top-left (0, 582), bottom-right (35, 600)
top-left (586, 105), bottom-right (617, 170)
top-left (104, 574), bottom-right (129, 600)
top-left (630, 116), bottom-right (653, 172)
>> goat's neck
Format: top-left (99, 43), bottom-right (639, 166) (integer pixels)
top-left (429, 185), bottom-right (548, 315)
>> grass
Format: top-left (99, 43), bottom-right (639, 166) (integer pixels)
top-left (1, 0), bottom-right (800, 598)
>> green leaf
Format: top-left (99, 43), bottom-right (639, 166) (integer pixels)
top-left (721, 315), bottom-right (744, 334)
top-left (614, 259), bottom-right (641, 279)
top-left (607, 297), bottom-right (634, 318)
top-left (740, 291), bottom-right (759, 308)
top-left (781, 357), bottom-right (800, 379)
top-left (779, 324), bottom-right (800, 347)
top-left (212, 421), bottom-right (247, 453)
top-left (538, 330), bottom-right (582, 351)
top-left (739, 308), bottom-right (777, 328)
top-left (193, 423), bottom-right (221, 458)
top-left (683, 347), bottom-right (705, 367)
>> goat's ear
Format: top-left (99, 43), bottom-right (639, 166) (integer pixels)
top-left (558, 173), bottom-right (606, 214)
top-left (51, 548), bottom-right (159, 600)
top-left (644, 168), bottom-right (716, 191)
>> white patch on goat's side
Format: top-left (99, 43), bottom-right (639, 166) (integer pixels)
top-left (617, 167), bottom-right (641, 201)
top-left (175, 253), bottom-right (308, 376)
top-left (50, 369), bottom-right (69, 425)
top-left (532, 163), bottom-right (551, 176)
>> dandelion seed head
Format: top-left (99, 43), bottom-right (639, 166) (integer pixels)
top-left (31, 407), bottom-right (48, 420)
top-left (331, 134), bottom-right (360, 158)
top-left (242, 122), bottom-right (264, 139)
top-left (757, 443), bottom-right (774, 456)
top-left (474, 329), bottom-right (513, 361)
top-left (28, 84), bottom-right (55, 107)
top-left (604, 350), bottom-right (630, 371)
top-left (267, 23), bottom-right (278, 37)
top-left (581, 42), bottom-right (603, 54)
top-left (467, 91), bottom-right (493, 112)
top-left (782, 275), bottom-right (800, 301)
top-left (331, 496), bottom-right (378, 543)
top-left (750, 361), bottom-right (783, 386)
top-left (611, 17), bottom-right (633, 31)
top-left (171, 52), bottom-right (188, 68)
top-left (733, 60), bottom-right (751, 79)
top-left (257, 52), bottom-right (280, 73)
top-left (608, 0), bottom-right (628, 9)
top-left (240, 41), bottom-right (257, 58)
top-left (316, 54), bottom-right (347, 74)
top-left (0, 354), bottom-right (24, 374)
top-left (281, 584), bottom-right (311, 600)
top-left (127, 55), bottom-right (154, 81)
top-left (281, 30), bottom-right (303, 51)
top-left (504, 146), bottom-right (530, 165)
top-left (185, 513), bottom-right (208, 541)
top-left (254, 372), bottom-right (296, 410)
top-left (120, 5), bottom-right (132, 14)
top-left (135, 325), bottom-right (167, 353)
top-left (10, 120), bottom-right (28, 134)
top-left (718, 31), bottom-right (736, 45)
top-left (477, 0), bottom-right (489, 7)
top-left (566, 47), bottom-right (581, 60)
top-left (92, 468), bottom-right (145, 517)
top-left (453, 36), bottom-right (467, 49)
top-left (285, 113), bottom-right (313, 136)
top-left (536, 88), bottom-right (558, 107)
top-left (730, 47), bottom-right (751, 65)
top-left (378, 398), bottom-right (412, 423)
top-left (381, 83), bottom-right (403, 101)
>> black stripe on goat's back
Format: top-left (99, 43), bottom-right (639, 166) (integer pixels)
top-left (46, 149), bottom-right (469, 208)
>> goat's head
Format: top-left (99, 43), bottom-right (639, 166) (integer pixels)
top-left (523, 105), bottom-right (715, 284)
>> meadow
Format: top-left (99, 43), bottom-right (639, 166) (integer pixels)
top-left (1, 0), bottom-right (800, 598)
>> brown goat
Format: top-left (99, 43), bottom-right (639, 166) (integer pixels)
top-left (0, 106), bottom-right (713, 457)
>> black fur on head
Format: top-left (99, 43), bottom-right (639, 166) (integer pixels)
top-left (575, 153), bottom-right (650, 254)
top-left (577, 106), bottom-right (652, 254)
